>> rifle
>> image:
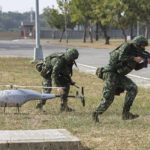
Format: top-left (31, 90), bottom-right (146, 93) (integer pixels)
top-left (127, 50), bottom-right (150, 68)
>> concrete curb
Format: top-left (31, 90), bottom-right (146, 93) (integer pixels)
top-left (0, 129), bottom-right (83, 150)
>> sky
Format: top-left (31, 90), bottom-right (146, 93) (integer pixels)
top-left (0, 0), bottom-right (58, 14)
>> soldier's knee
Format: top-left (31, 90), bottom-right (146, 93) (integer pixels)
top-left (130, 84), bottom-right (138, 94)
top-left (126, 84), bottom-right (138, 99)
top-left (103, 90), bottom-right (114, 100)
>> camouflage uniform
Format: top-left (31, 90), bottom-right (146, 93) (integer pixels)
top-left (93, 36), bottom-right (148, 122)
top-left (36, 48), bottom-right (79, 112)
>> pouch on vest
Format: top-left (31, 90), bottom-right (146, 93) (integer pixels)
top-left (36, 61), bottom-right (52, 78)
top-left (40, 64), bottom-right (52, 78)
top-left (117, 65), bottom-right (132, 75)
top-left (36, 61), bottom-right (44, 72)
top-left (96, 67), bottom-right (104, 79)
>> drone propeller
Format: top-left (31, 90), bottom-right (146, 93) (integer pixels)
top-left (56, 86), bottom-right (85, 107)
top-left (0, 85), bottom-right (64, 89)
top-left (81, 87), bottom-right (85, 107)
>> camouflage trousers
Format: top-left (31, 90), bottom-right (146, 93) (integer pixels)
top-left (37, 77), bottom-right (52, 106)
top-left (37, 77), bottom-right (70, 107)
top-left (95, 72), bottom-right (138, 114)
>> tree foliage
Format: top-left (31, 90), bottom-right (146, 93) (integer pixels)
top-left (43, 7), bottom-right (64, 30)
top-left (1, 0), bottom-right (150, 42)
top-left (0, 11), bottom-right (46, 31)
top-left (43, 6), bottom-right (75, 30)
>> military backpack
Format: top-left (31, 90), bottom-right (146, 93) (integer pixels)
top-left (36, 53), bottom-right (64, 78)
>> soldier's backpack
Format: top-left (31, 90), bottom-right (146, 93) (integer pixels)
top-left (36, 61), bottom-right (49, 78)
top-left (96, 67), bottom-right (104, 79)
top-left (36, 61), bottom-right (44, 72)
top-left (36, 53), bottom-right (64, 78)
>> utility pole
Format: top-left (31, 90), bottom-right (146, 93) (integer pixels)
top-left (34, 0), bottom-right (43, 61)
top-left (30, 8), bottom-right (33, 22)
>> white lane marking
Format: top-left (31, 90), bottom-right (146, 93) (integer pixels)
top-left (77, 63), bottom-right (150, 81)
top-left (127, 74), bottom-right (150, 80)
top-left (77, 63), bottom-right (97, 69)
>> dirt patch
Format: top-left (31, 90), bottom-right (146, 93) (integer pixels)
top-left (0, 32), bottom-right (21, 40)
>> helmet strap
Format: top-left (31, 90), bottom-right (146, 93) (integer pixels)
top-left (74, 61), bottom-right (79, 69)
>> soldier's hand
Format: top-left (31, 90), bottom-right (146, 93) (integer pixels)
top-left (57, 88), bottom-right (64, 94)
top-left (70, 81), bottom-right (75, 85)
top-left (41, 67), bottom-right (47, 73)
top-left (134, 56), bottom-right (143, 63)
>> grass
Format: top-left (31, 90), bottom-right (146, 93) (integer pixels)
top-left (0, 57), bottom-right (150, 149)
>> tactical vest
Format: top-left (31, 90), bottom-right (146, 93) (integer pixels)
top-left (45, 52), bottom-right (64, 68)
top-left (108, 43), bottom-right (136, 75)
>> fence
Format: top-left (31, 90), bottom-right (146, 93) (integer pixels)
top-left (40, 29), bottom-right (147, 39)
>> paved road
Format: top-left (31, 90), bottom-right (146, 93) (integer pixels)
top-left (0, 40), bottom-right (150, 87)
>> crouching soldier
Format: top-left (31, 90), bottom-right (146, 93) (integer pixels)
top-left (93, 35), bottom-right (150, 122)
top-left (36, 48), bottom-right (79, 112)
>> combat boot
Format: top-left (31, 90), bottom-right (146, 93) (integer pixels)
top-left (60, 105), bottom-right (75, 112)
top-left (92, 111), bottom-right (99, 123)
top-left (36, 103), bottom-right (43, 110)
top-left (65, 106), bottom-right (75, 112)
top-left (122, 112), bottom-right (139, 120)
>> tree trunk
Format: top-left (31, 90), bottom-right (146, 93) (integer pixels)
top-left (52, 31), bottom-right (56, 39)
top-left (89, 21), bottom-right (93, 43)
top-left (83, 24), bottom-right (87, 43)
top-left (145, 22), bottom-right (149, 39)
top-left (130, 24), bottom-right (134, 39)
top-left (65, 29), bottom-right (68, 43)
top-left (99, 22), bottom-right (110, 44)
top-left (59, 29), bottom-right (65, 42)
top-left (95, 22), bottom-right (99, 41)
top-left (121, 27), bottom-right (127, 42)
top-left (103, 30), bottom-right (110, 45)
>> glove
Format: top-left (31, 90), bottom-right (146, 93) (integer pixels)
top-left (70, 81), bottom-right (75, 85)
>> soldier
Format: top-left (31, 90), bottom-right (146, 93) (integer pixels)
top-left (36, 48), bottom-right (79, 112)
top-left (93, 35), bottom-right (150, 122)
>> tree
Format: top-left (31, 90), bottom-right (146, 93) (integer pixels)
top-left (106, 0), bottom-right (130, 41)
top-left (57, 0), bottom-right (69, 42)
top-left (69, 0), bottom-right (93, 43)
top-left (134, 0), bottom-right (150, 39)
top-left (43, 7), bottom-right (65, 41)
top-left (122, 0), bottom-right (140, 39)
top-left (43, 6), bottom-right (75, 42)
top-left (92, 0), bottom-right (111, 44)
top-left (100, 0), bottom-right (138, 42)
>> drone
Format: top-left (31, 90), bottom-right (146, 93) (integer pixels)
top-left (0, 85), bottom-right (85, 113)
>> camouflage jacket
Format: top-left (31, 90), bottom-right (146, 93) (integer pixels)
top-left (45, 52), bottom-right (73, 86)
top-left (104, 43), bottom-right (145, 75)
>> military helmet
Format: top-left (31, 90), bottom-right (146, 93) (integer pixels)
top-left (65, 48), bottom-right (79, 61)
top-left (132, 35), bottom-right (148, 47)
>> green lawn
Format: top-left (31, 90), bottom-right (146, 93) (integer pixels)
top-left (0, 57), bottom-right (150, 150)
